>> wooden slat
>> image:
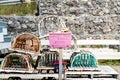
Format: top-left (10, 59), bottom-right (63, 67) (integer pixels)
top-left (41, 40), bottom-right (120, 45)
top-left (66, 78), bottom-right (117, 80)
top-left (37, 67), bottom-right (54, 70)
top-left (65, 66), bottom-right (118, 79)
top-left (62, 50), bottom-right (120, 60)
top-left (66, 78), bottom-right (91, 80)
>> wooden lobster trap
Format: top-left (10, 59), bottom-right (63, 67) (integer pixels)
top-left (12, 33), bottom-right (40, 55)
top-left (36, 49), bottom-right (59, 73)
top-left (0, 52), bottom-right (34, 73)
top-left (0, 33), bottom-right (40, 74)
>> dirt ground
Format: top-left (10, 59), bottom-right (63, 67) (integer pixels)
top-left (111, 66), bottom-right (120, 80)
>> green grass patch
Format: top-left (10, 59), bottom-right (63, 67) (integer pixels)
top-left (90, 45), bottom-right (105, 48)
top-left (98, 60), bottom-right (120, 66)
top-left (118, 49), bottom-right (120, 52)
top-left (79, 45), bottom-right (105, 48)
top-left (0, 2), bottom-right (37, 16)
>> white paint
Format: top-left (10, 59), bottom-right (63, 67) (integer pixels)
top-left (0, 34), bottom-right (4, 42)
top-left (41, 40), bottom-right (120, 45)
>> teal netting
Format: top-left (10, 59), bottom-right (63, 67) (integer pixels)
top-left (71, 51), bottom-right (98, 68)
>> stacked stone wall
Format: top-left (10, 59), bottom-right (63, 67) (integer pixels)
top-left (0, 0), bottom-right (120, 39)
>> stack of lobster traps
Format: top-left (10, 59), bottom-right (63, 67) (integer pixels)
top-left (0, 33), bottom-right (40, 73)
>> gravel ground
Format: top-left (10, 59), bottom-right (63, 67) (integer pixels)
top-left (111, 66), bottom-right (120, 80)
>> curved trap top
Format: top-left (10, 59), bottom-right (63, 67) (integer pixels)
top-left (0, 52), bottom-right (34, 73)
top-left (69, 50), bottom-right (99, 71)
top-left (12, 33), bottom-right (40, 54)
top-left (38, 16), bottom-right (67, 37)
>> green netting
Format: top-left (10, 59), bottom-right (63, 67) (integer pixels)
top-left (71, 51), bottom-right (98, 68)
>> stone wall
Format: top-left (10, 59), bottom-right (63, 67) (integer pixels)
top-left (38, 0), bottom-right (120, 16)
top-left (0, 16), bottom-right (41, 37)
top-left (0, 15), bottom-right (120, 40)
top-left (0, 0), bottom-right (120, 40)
top-left (38, 0), bottom-right (120, 39)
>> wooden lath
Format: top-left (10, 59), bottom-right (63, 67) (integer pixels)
top-left (37, 50), bottom-right (59, 67)
top-left (12, 33), bottom-right (40, 54)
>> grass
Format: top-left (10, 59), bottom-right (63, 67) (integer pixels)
top-left (90, 45), bottom-right (105, 48)
top-left (118, 49), bottom-right (120, 52)
top-left (98, 60), bottom-right (120, 66)
top-left (0, 2), bottom-right (37, 16)
top-left (79, 45), bottom-right (105, 48)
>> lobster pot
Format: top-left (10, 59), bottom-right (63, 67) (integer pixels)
top-left (70, 51), bottom-right (98, 69)
top-left (12, 33), bottom-right (40, 55)
top-left (1, 52), bottom-right (34, 73)
top-left (37, 50), bottom-right (59, 68)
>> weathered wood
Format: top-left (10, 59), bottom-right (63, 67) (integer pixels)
top-left (37, 67), bottom-right (54, 70)
top-left (65, 66), bottom-right (119, 79)
top-left (37, 50), bottom-right (59, 68)
top-left (12, 33), bottom-right (40, 55)
top-left (0, 52), bottom-right (34, 73)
